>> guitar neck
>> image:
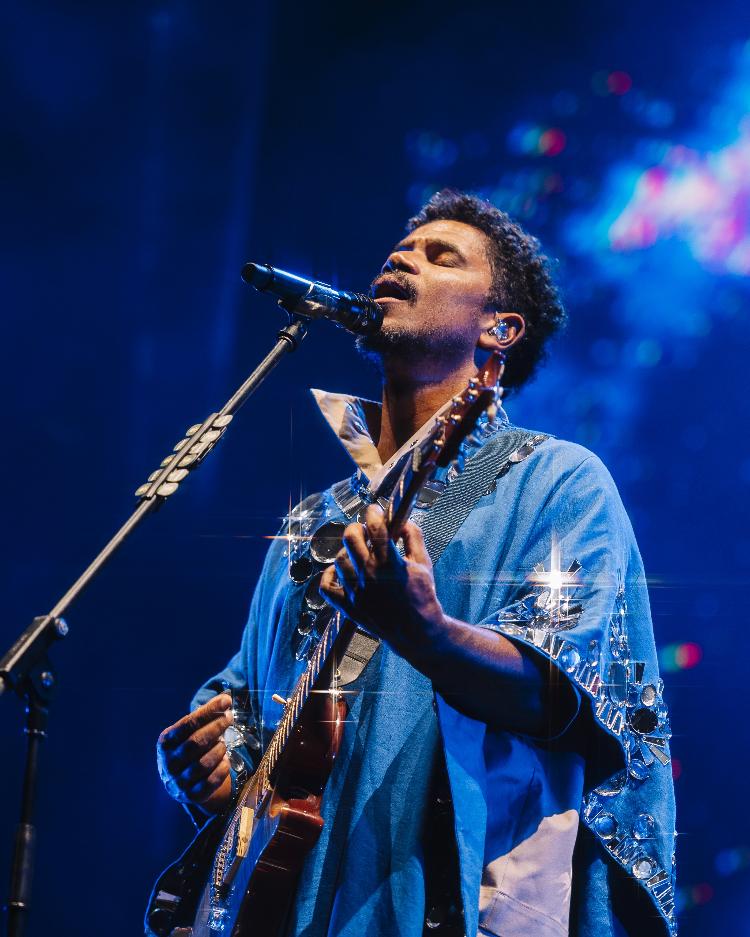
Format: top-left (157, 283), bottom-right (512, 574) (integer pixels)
top-left (248, 610), bottom-right (355, 803)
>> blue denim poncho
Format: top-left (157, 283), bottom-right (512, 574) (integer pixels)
top-left (192, 397), bottom-right (677, 937)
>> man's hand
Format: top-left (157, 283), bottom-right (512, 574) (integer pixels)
top-left (319, 503), bottom-right (448, 664)
top-left (157, 693), bottom-right (234, 814)
top-left (319, 504), bottom-right (572, 738)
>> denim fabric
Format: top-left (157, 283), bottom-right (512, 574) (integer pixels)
top-left (192, 419), bottom-right (676, 937)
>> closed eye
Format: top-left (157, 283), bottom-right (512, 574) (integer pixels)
top-left (433, 251), bottom-right (459, 266)
top-left (426, 239), bottom-right (466, 266)
top-left (390, 237), bottom-right (468, 266)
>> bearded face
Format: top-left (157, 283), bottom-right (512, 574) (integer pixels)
top-left (358, 219), bottom-right (497, 375)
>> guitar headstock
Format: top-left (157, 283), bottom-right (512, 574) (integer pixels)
top-left (432, 351), bottom-right (505, 469)
top-left (385, 351), bottom-right (505, 536)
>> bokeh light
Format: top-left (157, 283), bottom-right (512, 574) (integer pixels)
top-left (659, 642), bottom-right (703, 672)
top-left (608, 71), bottom-right (633, 95)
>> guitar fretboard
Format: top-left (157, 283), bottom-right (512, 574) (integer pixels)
top-left (251, 608), bottom-right (353, 803)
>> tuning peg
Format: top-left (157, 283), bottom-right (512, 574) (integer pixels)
top-left (450, 452), bottom-right (466, 473)
top-left (272, 693), bottom-right (288, 706)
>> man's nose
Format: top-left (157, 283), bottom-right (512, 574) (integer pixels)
top-left (381, 249), bottom-right (419, 276)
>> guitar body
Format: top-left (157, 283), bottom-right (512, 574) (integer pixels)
top-left (146, 685), bottom-right (347, 937)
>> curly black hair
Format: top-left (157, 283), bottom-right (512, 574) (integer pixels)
top-left (407, 189), bottom-right (566, 391)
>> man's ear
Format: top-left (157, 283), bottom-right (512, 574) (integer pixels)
top-left (477, 311), bottom-right (526, 352)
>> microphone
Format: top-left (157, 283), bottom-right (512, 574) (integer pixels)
top-left (241, 262), bottom-right (383, 336)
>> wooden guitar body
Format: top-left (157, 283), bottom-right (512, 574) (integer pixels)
top-left (146, 684), bottom-right (347, 937)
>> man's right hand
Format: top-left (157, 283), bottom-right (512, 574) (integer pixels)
top-left (157, 693), bottom-right (234, 814)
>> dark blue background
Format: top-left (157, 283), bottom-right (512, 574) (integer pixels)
top-left (2, 2), bottom-right (749, 934)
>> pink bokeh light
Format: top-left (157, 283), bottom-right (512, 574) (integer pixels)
top-left (609, 126), bottom-right (750, 274)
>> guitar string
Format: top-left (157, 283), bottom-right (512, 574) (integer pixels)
top-left (242, 608), bottom-right (343, 807)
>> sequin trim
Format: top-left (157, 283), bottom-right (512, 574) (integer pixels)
top-left (486, 567), bottom-right (677, 934)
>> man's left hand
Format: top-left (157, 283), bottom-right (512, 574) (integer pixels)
top-left (319, 504), bottom-right (447, 662)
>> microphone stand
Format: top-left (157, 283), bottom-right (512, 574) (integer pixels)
top-left (0, 313), bottom-right (309, 937)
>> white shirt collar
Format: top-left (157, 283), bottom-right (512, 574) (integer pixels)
top-left (310, 387), bottom-right (508, 495)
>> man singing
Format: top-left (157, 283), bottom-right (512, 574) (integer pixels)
top-left (155, 190), bottom-right (677, 936)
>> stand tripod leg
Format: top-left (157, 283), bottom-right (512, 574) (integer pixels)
top-left (6, 690), bottom-right (49, 937)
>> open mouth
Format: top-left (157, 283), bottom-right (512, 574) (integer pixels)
top-left (372, 276), bottom-right (413, 302)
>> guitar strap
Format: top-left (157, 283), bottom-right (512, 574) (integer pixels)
top-left (331, 427), bottom-right (550, 688)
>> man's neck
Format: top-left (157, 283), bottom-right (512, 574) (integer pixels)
top-left (376, 360), bottom-right (478, 463)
